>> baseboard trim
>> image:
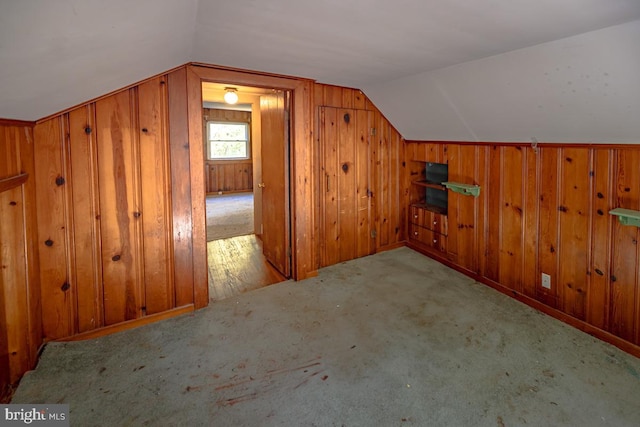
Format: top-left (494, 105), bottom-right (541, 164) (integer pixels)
top-left (56, 305), bottom-right (195, 342)
top-left (377, 241), bottom-right (407, 253)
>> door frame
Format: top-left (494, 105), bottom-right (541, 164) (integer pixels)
top-left (185, 63), bottom-right (316, 308)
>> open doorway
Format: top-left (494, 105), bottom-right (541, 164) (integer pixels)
top-left (202, 82), bottom-right (291, 302)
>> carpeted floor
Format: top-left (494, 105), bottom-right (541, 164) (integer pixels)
top-left (207, 193), bottom-right (254, 241)
top-left (12, 248), bottom-right (640, 426)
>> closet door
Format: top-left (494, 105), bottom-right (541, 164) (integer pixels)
top-left (320, 107), bottom-right (373, 267)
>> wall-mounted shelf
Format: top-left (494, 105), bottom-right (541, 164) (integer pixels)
top-left (609, 208), bottom-right (640, 227)
top-left (442, 182), bottom-right (481, 197)
top-left (0, 173), bottom-right (28, 194)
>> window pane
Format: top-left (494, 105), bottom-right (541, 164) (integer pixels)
top-left (208, 123), bottom-right (247, 141)
top-left (210, 140), bottom-right (247, 159)
top-left (207, 122), bottom-right (250, 160)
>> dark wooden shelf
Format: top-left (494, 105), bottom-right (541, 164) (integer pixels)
top-left (411, 180), bottom-right (445, 190)
top-left (0, 173), bottom-right (28, 194)
top-left (411, 202), bottom-right (448, 216)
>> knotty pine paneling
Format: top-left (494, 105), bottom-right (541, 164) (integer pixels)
top-left (34, 118), bottom-right (74, 339)
top-left (34, 72), bottom-right (188, 341)
top-left (205, 161), bottom-right (253, 193)
top-left (95, 89), bottom-right (142, 325)
top-left (406, 140), bottom-right (640, 354)
top-left (138, 77), bottom-right (174, 315)
top-left (499, 146), bottom-right (525, 294)
top-left (484, 146), bottom-right (501, 282)
top-left (610, 150), bottom-right (640, 343)
top-left (67, 105), bottom-right (103, 333)
top-left (537, 147), bottom-right (560, 308)
top-left (0, 122), bottom-right (41, 398)
top-left (0, 187), bottom-right (28, 391)
top-left (167, 68), bottom-right (195, 307)
top-left (588, 149), bottom-right (614, 330)
top-left (319, 107), bottom-right (372, 266)
top-left (315, 84), bottom-right (404, 268)
top-left (558, 148), bottom-right (591, 320)
top-left (522, 147), bottom-right (539, 299)
top-left (320, 107), bottom-right (340, 267)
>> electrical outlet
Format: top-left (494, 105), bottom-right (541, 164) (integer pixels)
top-left (541, 273), bottom-right (551, 289)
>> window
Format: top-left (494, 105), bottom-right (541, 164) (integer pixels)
top-left (207, 121), bottom-right (250, 160)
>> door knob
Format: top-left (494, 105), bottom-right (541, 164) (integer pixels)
top-left (258, 183), bottom-right (265, 188)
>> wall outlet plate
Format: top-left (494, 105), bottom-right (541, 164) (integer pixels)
top-left (541, 273), bottom-right (551, 289)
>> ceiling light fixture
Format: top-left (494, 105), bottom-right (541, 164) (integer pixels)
top-left (224, 87), bottom-right (238, 104)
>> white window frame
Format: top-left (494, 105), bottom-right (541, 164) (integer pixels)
top-left (206, 121), bottom-right (251, 160)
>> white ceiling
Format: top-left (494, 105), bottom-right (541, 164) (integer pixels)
top-left (364, 20), bottom-right (640, 143)
top-left (1, 0), bottom-right (640, 141)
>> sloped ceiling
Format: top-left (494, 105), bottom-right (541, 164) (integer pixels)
top-left (1, 0), bottom-right (640, 143)
top-left (363, 20), bottom-right (640, 143)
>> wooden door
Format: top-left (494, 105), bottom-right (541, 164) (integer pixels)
top-left (260, 92), bottom-right (290, 277)
top-left (320, 107), bottom-right (373, 267)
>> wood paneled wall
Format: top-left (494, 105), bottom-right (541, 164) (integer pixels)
top-left (406, 141), bottom-right (640, 354)
top-left (34, 73), bottom-right (196, 341)
top-left (205, 161), bottom-right (253, 194)
top-left (315, 84), bottom-right (405, 268)
top-left (203, 108), bottom-right (253, 194)
top-left (0, 121), bottom-right (41, 400)
top-left (26, 64), bottom-right (320, 346)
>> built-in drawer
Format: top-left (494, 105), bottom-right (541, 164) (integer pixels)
top-left (409, 222), bottom-right (446, 253)
top-left (410, 205), bottom-right (448, 236)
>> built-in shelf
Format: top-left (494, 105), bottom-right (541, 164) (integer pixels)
top-left (411, 202), bottom-right (447, 216)
top-left (442, 182), bottom-right (481, 197)
top-left (0, 173), bottom-right (28, 194)
top-left (412, 180), bottom-right (446, 190)
top-left (609, 208), bottom-right (640, 227)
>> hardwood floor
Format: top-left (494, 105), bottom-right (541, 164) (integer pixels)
top-left (207, 234), bottom-right (287, 301)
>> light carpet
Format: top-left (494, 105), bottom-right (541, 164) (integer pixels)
top-left (206, 193), bottom-right (254, 241)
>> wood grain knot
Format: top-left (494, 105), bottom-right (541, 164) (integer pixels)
top-left (55, 176), bottom-right (65, 186)
top-left (341, 163), bottom-right (349, 173)
top-left (594, 268), bottom-right (604, 276)
top-left (343, 113), bottom-right (350, 124)
top-left (133, 211), bottom-right (141, 218)
top-left (112, 255), bottom-right (121, 262)
top-left (141, 128), bottom-right (148, 133)
top-left (61, 282), bottom-right (70, 291)
top-left (84, 126), bottom-right (92, 134)
top-left (9, 201), bottom-right (17, 206)
top-left (44, 239), bottom-right (54, 247)
top-left (597, 192), bottom-right (604, 199)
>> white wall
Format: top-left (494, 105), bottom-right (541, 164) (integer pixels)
top-left (0, 0), bottom-right (197, 121)
top-left (363, 20), bottom-right (640, 144)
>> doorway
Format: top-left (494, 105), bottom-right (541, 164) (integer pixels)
top-left (201, 82), bottom-right (291, 301)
